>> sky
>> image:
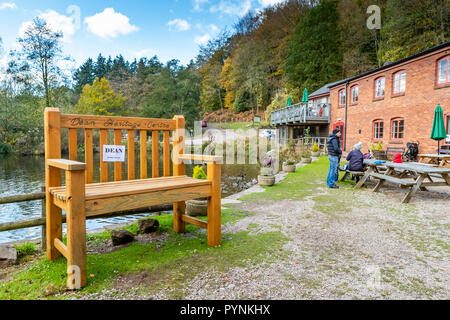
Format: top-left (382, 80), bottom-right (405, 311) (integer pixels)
top-left (0, 0), bottom-right (286, 69)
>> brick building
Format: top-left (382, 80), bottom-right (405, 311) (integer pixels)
top-left (328, 42), bottom-right (450, 154)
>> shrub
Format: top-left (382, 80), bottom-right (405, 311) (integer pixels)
top-left (14, 242), bottom-right (37, 258)
top-left (301, 149), bottom-right (312, 158)
top-left (376, 141), bottom-right (383, 151)
top-left (193, 165), bottom-right (207, 180)
top-left (312, 142), bottom-right (319, 152)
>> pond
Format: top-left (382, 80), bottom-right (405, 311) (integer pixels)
top-left (0, 154), bottom-right (259, 244)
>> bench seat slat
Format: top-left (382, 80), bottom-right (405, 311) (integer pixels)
top-left (49, 176), bottom-right (211, 201)
top-left (370, 172), bottom-right (416, 186)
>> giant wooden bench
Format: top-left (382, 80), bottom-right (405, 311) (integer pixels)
top-left (44, 108), bottom-right (222, 289)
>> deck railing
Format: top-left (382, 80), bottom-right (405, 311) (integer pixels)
top-left (270, 102), bottom-right (331, 126)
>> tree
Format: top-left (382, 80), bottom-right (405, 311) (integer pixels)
top-left (142, 60), bottom-right (201, 128)
top-left (15, 17), bottom-right (65, 107)
top-left (75, 77), bottom-right (126, 116)
top-left (379, 0), bottom-right (449, 63)
top-left (285, 0), bottom-right (342, 93)
top-left (73, 58), bottom-right (95, 94)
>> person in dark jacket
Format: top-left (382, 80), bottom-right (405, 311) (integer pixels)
top-left (346, 142), bottom-right (364, 171)
top-left (327, 129), bottom-right (342, 188)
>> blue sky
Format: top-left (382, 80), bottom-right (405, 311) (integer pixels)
top-left (0, 0), bottom-right (285, 68)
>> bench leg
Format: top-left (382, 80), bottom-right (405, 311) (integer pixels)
top-left (355, 168), bottom-right (372, 189)
top-left (173, 201), bottom-right (186, 233)
top-left (340, 171), bottom-right (349, 182)
top-left (402, 174), bottom-right (426, 204)
top-left (46, 167), bottom-right (62, 261)
top-left (66, 170), bottom-right (87, 289)
top-left (207, 163), bottom-right (221, 247)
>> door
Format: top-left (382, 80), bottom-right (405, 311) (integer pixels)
top-left (333, 122), bottom-right (345, 149)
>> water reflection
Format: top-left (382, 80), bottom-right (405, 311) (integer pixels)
top-left (0, 154), bottom-right (258, 243)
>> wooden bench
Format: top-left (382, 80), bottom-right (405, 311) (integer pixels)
top-left (370, 172), bottom-right (416, 187)
top-left (339, 168), bottom-right (364, 182)
top-left (44, 108), bottom-right (222, 289)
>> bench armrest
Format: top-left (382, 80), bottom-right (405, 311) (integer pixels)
top-left (47, 159), bottom-right (86, 171)
top-left (179, 154), bottom-right (222, 163)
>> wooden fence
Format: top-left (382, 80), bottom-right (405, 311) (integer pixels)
top-left (0, 187), bottom-right (172, 248)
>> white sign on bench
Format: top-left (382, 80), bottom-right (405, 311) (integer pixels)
top-left (102, 145), bottom-right (126, 162)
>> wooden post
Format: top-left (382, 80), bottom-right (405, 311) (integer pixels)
top-left (65, 168), bottom-right (87, 289)
top-left (99, 129), bottom-right (108, 182)
top-left (44, 108), bottom-right (62, 261)
top-left (140, 130), bottom-right (148, 179)
top-left (84, 129), bottom-right (93, 184)
top-left (128, 129), bottom-right (135, 180)
top-left (207, 162), bottom-right (221, 247)
top-left (41, 185), bottom-right (46, 250)
top-left (114, 130), bottom-right (122, 181)
top-left (152, 131), bottom-right (160, 178)
top-left (172, 115), bottom-right (185, 233)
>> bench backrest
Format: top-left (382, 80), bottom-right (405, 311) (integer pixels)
top-left (44, 108), bottom-right (185, 184)
top-left (386, 147), bottom-right (405, 160)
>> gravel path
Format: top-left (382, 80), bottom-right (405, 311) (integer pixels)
top-left (78, 162), bottom-right (450, 300)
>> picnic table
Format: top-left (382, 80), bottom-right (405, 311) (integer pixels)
top-left (418, 154), bottom-right (450, 167)
top-left (355, 160), bottom-right (450, 203)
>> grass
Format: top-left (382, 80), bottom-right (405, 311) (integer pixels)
top-left (14, 242), bottom-right (38, 259)
top-left (0, 208), bottom-right (288, 300)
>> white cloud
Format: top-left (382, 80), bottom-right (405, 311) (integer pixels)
top-left (193, 0), bottom-right (209, 11)
top-left (258, 0), bottom-right (285, 7)
top-left (18, 10), bottom-right (77, 43)
top-left (0, 2), bottom-right (16, 10)
top-left (167, 19), bottom-right (191, 31)
top-left (133, 48), bottom-right (157, 59)
top-left (210, 0), bottom-right (252, 17)
top-left (195, 34), bottom-right (211, 45)
top-left (84, 8), bottom-right (139, 39)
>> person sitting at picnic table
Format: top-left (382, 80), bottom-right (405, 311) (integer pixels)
top-left (393, 153), bottom-right (403, 163)
top-left (346, 142), bottom-right (364, 172)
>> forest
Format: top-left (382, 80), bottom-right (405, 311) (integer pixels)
top-left (0, 0), bottom-right (448, 154)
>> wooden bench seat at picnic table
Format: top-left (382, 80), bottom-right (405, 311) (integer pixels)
top-left (369, 172), bottom-right (416, 186)
top-left (44, 108), bottom-right (222, 289)
top-left (355, 160), bottom-right (450, 203)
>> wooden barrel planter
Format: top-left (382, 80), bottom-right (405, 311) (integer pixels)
top-left (186, 199), bottom-right (208, 216)
top-left (258, 175), bottom-right (275, 186)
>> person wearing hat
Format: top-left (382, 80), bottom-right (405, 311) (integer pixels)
top-left (346, 142), bottom-right (364, 172)
top-left (326, 128), bottom-right (342, 188)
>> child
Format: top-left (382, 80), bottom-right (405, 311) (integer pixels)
top-left (393, 153), bottom-right (403, 163)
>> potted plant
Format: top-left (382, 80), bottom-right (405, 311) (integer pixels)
top-left (258, 165), bottom-right (275, 186)
top-left (282, 159), bottom-right (296, 173)
top-left (301, 149), bottom-right (312, 163)
top-left (372, 142), bottom-right (386, 160)
top-left (311, 142), bottom-right (320, 157)
top-left (186, 166), bottom-right (208, 216)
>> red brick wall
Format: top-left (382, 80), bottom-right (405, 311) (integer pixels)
top-left (329, 46), bottom-right (450, 154)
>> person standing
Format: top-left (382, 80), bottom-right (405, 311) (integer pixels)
top-left (327, 128), bottom-right (342, 188)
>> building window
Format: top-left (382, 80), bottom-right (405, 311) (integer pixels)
top-left (339, 89), bottom-right (346, 106)
top-left (351, 85), bottom-right (358, 103)
top-left (393, 71), bottom-right (406, 94)
top-left (374, 120), bottom-right (383, 139)
top-left (391, 118), bottom-right (404, 140)
top-left (375, 77), bottom-right (385, 98)
top-left (437, 55), bottom-right (450, 85)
